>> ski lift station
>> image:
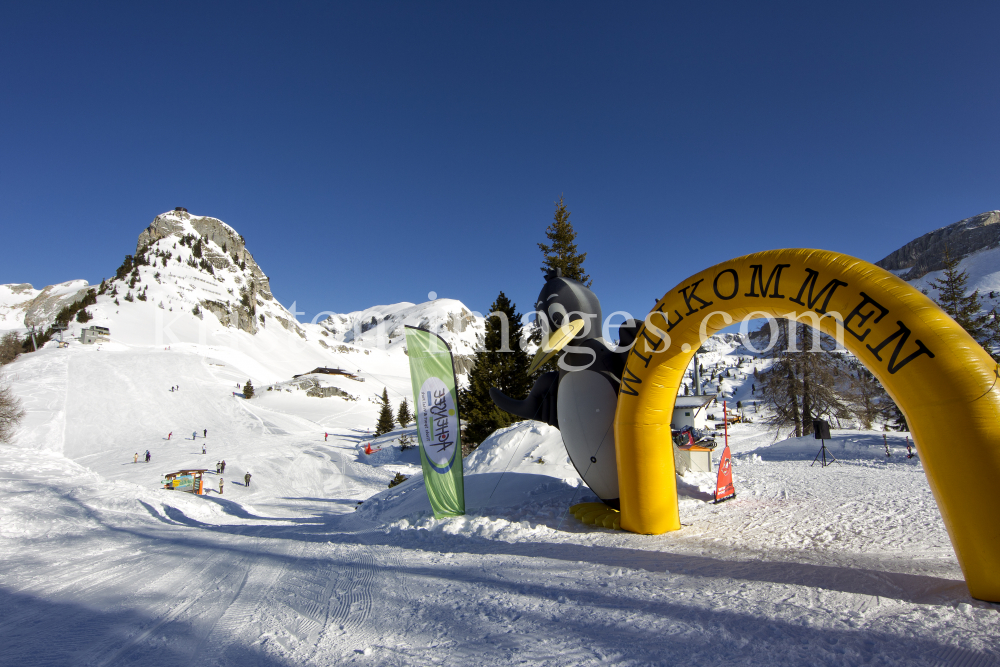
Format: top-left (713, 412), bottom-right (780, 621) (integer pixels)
top-left (671, 394), bottom-right (715, 430)
top-left (80, 326), bottom-right (110, 345)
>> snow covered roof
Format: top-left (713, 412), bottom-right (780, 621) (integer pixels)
top-left (674, 395), bottom-right (715, 410)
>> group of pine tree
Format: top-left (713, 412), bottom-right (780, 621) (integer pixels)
top-left (375, 199), bottom-right (1000, 447)
top-left (459, 197), bottom-right (589, 450)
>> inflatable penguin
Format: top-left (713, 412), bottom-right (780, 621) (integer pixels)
top-left (490, 270), bottom-right (637, 509)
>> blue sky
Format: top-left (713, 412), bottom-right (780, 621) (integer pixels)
top-left (2, 2), bottom-right (999, 325)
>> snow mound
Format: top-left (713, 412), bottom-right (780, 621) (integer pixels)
top-left (356, 420), bottom-right (588, 526)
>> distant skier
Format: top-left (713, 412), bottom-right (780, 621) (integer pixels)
top-left (244, 472), bottom-right (251, 487)
top-left (192, 431), bottom-right (197, 440)
top-left (204, 429), bottom-right (207, 438)
top-left (145, 450), bottom-right (151, 463)
top-left (219, 478), bottom-right (224, 495)
top-left (216, 461), bottom-right (221, 474)
top-left (168, 432), bottom-right (172, 440)
top-left (134, 453), bottom-right (138, 464)
top-left (221, 460), bottom-right (226, 473)
top-left (202, 444), bottom-right (206, 455)
top-left (324, 432), bottom-right (328, 441)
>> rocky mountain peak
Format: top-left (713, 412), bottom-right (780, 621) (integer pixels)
top-left (136, 210), bottom-right (272, 299)
top-left (875, 210), bottom-right (1000, 280)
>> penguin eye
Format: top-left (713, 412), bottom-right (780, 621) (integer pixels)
top-left (548, 303), bottom-right (567, 327)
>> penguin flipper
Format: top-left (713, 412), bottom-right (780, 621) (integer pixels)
top-left (489, 371), bottom-right (559, 427)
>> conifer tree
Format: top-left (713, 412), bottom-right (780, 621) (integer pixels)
top-left (243, 379), bottom-right (255, 399)
top-left (538, 196), bottom-right (591, 286)
top-left (459, 292), bottom-right (533, 448)
top-left (397, 398), bottom-right (412, 427)
top-left (929, 247), bottom-right (999, 358)
top-left (375, 388), bottom-right (396, 435)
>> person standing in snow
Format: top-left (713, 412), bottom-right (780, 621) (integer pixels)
top-left (219, 478), bottom-right (224, 495)
top-left (134, 453), bottom-right (138, 463)
top-left (192, 431), bottom-right (197, 440)
top-left (202, 444), bottom-right (206, 455)
top-left (221, 460), bottom-right (226, 473)
top-left (324, 432), bottom-right (328, 441)
top-left (244, 472), bottom-right (251, 487)
top-left (204, 429), bottom-right (207, 438)
top-left (168, 432), bottom-right (172, 440)
top-left (145, 450), bottom-right (151, 463)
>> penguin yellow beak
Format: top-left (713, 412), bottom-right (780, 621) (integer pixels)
top-left (527, 319), bottom-right (585, 375)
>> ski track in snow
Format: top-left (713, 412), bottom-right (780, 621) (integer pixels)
top-left (0, 342), bottom-right (998, 666)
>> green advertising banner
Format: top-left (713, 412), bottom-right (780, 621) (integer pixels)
top-left (403, 326), bottom-right (465, 518)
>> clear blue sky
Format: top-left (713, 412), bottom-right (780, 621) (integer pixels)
top-left (2, 2), bottom-right (998, 325)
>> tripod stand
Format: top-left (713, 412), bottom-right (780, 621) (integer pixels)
top-left (811, 437), bottom-right (838, 467)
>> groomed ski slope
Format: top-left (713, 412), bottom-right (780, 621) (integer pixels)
top-left (1, 341), bottom-right (998, 666)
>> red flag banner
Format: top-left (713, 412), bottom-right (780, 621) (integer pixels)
top-left (714, 444), bottom-right (736, 503)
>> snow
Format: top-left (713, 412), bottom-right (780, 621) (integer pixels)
top-left (2, 337), bottom-right (996, 665)
top-left (910, 244), bottom-right (1000, 313)
top-left (0, 212), bottom-right (997, 665)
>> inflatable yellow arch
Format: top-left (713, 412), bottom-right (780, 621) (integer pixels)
top-left (613, 249), bottom-right (1000, 601)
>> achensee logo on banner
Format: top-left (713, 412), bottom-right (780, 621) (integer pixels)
top-left (417, 376), bottom-right (459, 471)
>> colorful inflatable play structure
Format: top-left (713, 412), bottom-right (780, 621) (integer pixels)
top-left (492, 249), bottom-right (1000, 602)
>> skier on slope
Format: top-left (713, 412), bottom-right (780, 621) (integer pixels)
top-left (324, 432), bottom-right (328, 441)
top-left (244, 472), bottom-right (251, 487)
top-left (219, 478), bottom-right (224, 495)
top-left (145, 450), bottom-right (151, 463)
top-left (221, 460), bottom-right (226, 473)
top-left (204, 429), bottom-right (207, 438)
top-left (192, 431), bottom-right (197, 440)
top-left (168, 432), bottom-right (172, 440)
top-left (134, 453), bottom-right (138, 464)
top-left (202, 444), bottom-right (206, 455)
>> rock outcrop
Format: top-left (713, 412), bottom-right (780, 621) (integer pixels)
top-left (136, 210), bottom-right (273, 300)
top-left (875, 211), bottom-right (1000, 280)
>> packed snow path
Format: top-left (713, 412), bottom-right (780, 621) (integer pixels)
top-left (1, 345), bottom-right (998, 665)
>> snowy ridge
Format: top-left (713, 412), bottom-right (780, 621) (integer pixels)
top-left (319, 298), bottom-right (485, 371)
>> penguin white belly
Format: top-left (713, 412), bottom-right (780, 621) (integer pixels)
top-left (556, 370), bottom-right (619, 503)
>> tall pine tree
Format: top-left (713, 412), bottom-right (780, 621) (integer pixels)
top-left (459, 292), bottom-right (533, 448)
top-left (538, 196), bottom-right (590, 286)
top-left (929, 247), bottom-right (999, 359)
top-left (374, 388), bottom-right (396, 435)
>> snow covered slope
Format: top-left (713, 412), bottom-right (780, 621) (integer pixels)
top-left (0, 210), bottom-right (481, 387)
top-left (319, 299), bottom-right (484, 374)
top-left (0, 279), bottom-right (91, 329)
top-left (2, 333), bottom-right (993, 665)
top-left (0, 210), bottom-right (997, 665)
